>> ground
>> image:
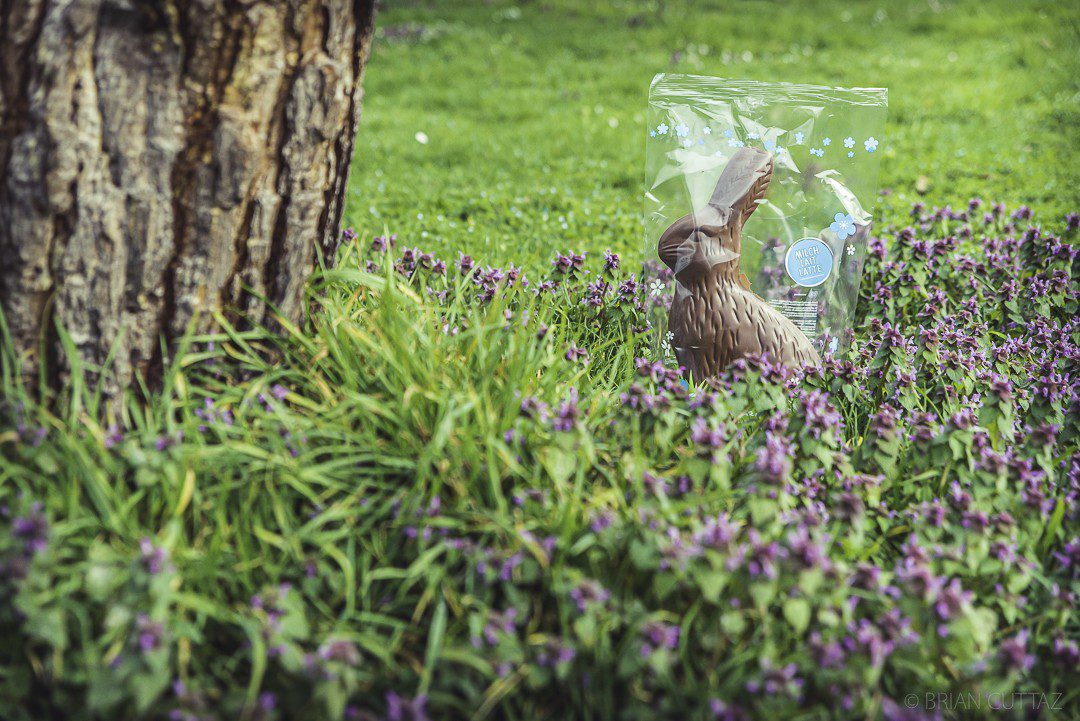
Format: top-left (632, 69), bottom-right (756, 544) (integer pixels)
top-left (1, 2), bottom-right (1077, 720)
top-left (346, 0), bottom-right (1079, 268)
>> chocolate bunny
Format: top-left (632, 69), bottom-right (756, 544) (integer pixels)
top-left (657, 147), bottom-right (820, 380)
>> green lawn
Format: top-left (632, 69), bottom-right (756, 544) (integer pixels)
top-left (346, 0), bottom-right (1079, 266)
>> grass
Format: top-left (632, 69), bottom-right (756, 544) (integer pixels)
top-left (1, 2), bottom-right (1078, 720)
top-left (346, 0), bottom-right (1079, 268)
top-left (3, 207), bottom-right (1077, 717)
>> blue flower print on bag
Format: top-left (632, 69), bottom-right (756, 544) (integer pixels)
top-left (830, 212), bottom-right (856, 240)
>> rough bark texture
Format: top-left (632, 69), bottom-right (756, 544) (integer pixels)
top-left (0, 0), bottom-right (376, 391)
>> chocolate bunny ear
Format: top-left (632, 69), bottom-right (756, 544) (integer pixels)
top-left (708, 147), bottom-right (773, 225)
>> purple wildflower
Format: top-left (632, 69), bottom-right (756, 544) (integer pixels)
top-left (881, 697), bottom-right (943, 721)
top-left (386, 692), bottom-right (429, 721)
top-left (870, 403), bottom-right (901, 439)
top-left (1051, 637), bottom-right (1079, 669)
top-left (786, 526), bottom-right (832, 572)
top-left (934, 577), bottom-right (972, 620)
top-left (317, 638), bottom-right (361, 666)
top-left (800, 389), bottom-right (842, 437)
top-left (104, 425), bottom-right (125, 448)
top-left (569, 578), bottom-right (609, 612)
top-left (997, 630), bottom-right (1035, 673)
top-left (519, 395), bottom-right (549, 421)
top-left (695, 511), bottom-right (738, 552)
top-left (746, 529), bottom-right (787, 579)
top-left (257, 692), bottom-right (276, 713)
top-left (987, 373), bottom-right (1013, 402)
top-left (1052, 537), bottom-right (1079, 574)
top-left (690, 417), bottom-right (726, 448)
top-left (590, 508), bottom-right (614, 533)
top-left (136, 614), bottom-right (165, 654)
top-left (746, 658), bottom-right (803, 699)
top-left (709, 699), bottom-right (750, 721)
top-left (551, 251), bottom-right (586, 274)
top-left (552, 388), bottom-right (580, 432)
top-left (12, 502), bottom-right (49, 555)
top-left (483, 608), bottom-right (518, 645)
top-left (639, 619), bottom-right (679, 656)
top-left (139, 537), bottom-right (170, 575)
top-left (809, 632), bottom-right (846, 669)
top-left (755, 432), bottom-right (794, 483)
top-left (564, 344), bottom-right (589, 363)
top-left (498, 552), bottom-right (523, 581)
top-left (536, 637), bottom-right (576, 667)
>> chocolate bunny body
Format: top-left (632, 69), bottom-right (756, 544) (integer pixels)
top-left (657, 147), bottom-right (820, 380)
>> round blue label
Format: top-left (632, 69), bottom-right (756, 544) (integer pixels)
top-left (784, 237), bottom-right (833, 288)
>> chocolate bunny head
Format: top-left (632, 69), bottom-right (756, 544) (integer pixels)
top-left (656, 147), bottom-right (773, 285)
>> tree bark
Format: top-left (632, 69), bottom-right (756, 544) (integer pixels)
top-left (0, 0), bottom-right (375, 392)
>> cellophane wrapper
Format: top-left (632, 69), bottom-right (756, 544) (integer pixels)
top-left (643, 74), bottom-right (888, 363)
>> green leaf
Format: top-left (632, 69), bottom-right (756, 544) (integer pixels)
top-left (133, 662), bottom-right (171, 713)
top-left (539, 446), bottom-right (576, 484)
top-left (720, 612), bottom-right (746, 636)
top-left (629, 538), bottom-right (659, 570)
top-left (697, 570), bottom-right (726, 604)
top-left (782, 598), bottom-right (811, 634)
top-left (573, 613), bottom-right (597, 646)
top-left (797, 568), bottom-right (823, 596)
top-left (749, 582), bottom-right (775, 608)
top-left (1040, 499), bottom-right (1065, 554)
top-left (419, 599), bottom-right (448, 695)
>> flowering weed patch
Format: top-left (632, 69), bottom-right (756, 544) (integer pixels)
top-left (1, 202), bottom-right (1077, 719)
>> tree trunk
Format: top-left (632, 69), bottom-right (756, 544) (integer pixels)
top-left (0, 0), bottom-right (376, 392)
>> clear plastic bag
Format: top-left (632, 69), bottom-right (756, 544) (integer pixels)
top-left (643, 74), bottom-right (887, 378)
